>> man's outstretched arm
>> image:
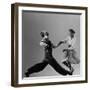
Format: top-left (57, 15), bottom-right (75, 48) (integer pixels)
top-left (52, 41), bottom-right (65, 49)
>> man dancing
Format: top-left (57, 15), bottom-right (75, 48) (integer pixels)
top-left (60, 29), bottom-right (80, 71)
top-left (25, 31), bottom-right (73, 77)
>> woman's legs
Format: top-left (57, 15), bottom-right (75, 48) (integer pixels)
top-left (62, 49), bottom-right (73, 71)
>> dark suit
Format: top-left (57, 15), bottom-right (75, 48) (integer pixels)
top-left (25, 39), bottom-right (72, 77)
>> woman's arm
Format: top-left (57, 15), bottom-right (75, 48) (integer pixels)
top-left (40, 42), bottom-right (47, 46)
top-left (40, 40), bottom-right (48, 47)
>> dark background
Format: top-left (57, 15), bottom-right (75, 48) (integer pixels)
top-left (22, 11), bottom-right (80, 78)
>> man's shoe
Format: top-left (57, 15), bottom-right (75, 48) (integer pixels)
top-left (25, 72), bottom-right (29, 77)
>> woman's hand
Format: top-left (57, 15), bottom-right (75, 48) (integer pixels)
top-left (40, 41), bottom-right (48, 47)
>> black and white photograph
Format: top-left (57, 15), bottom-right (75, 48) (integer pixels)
top-left (23, 11), bottom-right (80, 78)
top-left (11, 3), bottom-right (88, 87)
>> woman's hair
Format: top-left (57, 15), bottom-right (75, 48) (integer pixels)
top-left (69, 29), bottom-right (75, 34)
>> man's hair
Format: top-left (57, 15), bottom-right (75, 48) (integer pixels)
top-left (69, 29), bottom-right (75, 34)
top-left (40, 31), bottom-right (49, 37)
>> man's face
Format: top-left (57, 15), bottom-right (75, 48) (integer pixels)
top-left (41, 31), bottom-right (49, 40)
top-left (44, 33), bottom-right (49, 40)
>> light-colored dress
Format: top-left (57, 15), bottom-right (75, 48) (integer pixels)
top-left (63, 36), bottom-right (80, 64)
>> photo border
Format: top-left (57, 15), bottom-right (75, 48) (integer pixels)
top-left (11, 3), bottom-right (88, 87)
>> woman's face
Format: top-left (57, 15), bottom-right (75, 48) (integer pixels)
top-left (69, 32), bottom-right (74, 37)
